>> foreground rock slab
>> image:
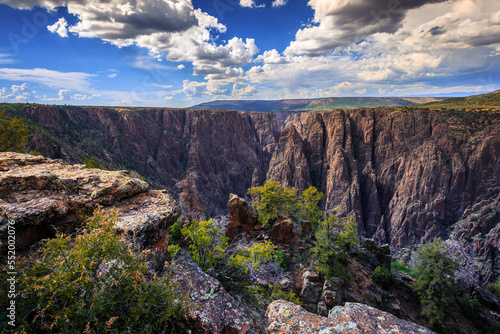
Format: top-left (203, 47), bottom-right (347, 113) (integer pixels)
top-left (0, 152), bottom-right (179, 250)
top-left (170, 249), bottom-right (250, 334)
top-left (266, 300), bottom-right (435, 334)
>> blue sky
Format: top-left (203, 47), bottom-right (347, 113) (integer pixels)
top-left (0, 0), bottom-right (500, 107)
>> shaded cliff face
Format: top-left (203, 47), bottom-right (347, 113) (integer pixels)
top-left (268, 109), bottom-right (500, 281)
top-left (8, 105), bottom-right (282, 214)
top-left (4, 103), bottom-right (499, 281)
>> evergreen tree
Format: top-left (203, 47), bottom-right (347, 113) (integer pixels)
top-left (0, 110), bottom-right (29, 152)
top-left (411, 238), bottom-right (459, 332)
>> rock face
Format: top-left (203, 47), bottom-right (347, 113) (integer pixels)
top-left (6, 104), bottom-right (500, 281)
top-left (170, 249), bottom-right (250, 334)
top-left (226, 193), bottom-right (260, 240)
top-left (266, 300), bottom-right (436, 334)
top-left (0, 152), bottom-right (180, 251)
top-left (268, 110), bottom-right (500, 282)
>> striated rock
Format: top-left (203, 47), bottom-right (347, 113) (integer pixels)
top-left (170, 249), bottom-right (250, 334)
top-left (0, 152), bottom-right (179, 250)
top-left (267, 125), bottom-right (312, 192)
top-left (226, 193), bottom-right (260, 240)
top-left (266, 300), bottom-right (436, 334)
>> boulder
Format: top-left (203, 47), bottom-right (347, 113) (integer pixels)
top-left (226, 193), bottom-right (260, 240)
top-left (170, 249), bottom-right (250, 334)
top-left (300, 281), bottom-right (321, 308)
top-left (270, 216), bottom-right (295, 245)
top-left (266, 300), bottom-right (436, 334)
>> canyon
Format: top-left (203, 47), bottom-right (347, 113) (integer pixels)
top-left (2, 99), bottom-right (499, 282)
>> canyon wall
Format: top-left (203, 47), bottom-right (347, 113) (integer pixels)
top-left (5, 104), bottom-right (499, 281)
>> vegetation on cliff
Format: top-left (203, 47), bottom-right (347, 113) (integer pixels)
top-left (411, 239), bottom-right (459, 331)
top-left (0, 110), bottom-right (29, 153)
top-left (1, 211), bottom-right (186, 333)
top-left (247, 181), bottom-right (323, 228)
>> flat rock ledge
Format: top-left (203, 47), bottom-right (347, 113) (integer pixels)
top-left (171, 249), bottom-right (251, 334)
top-left (266, 300), bottom-right (436, 334)
top-left (0, 152), bottom-right (180, 250)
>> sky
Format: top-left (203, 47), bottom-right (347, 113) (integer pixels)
top-left (0, 0), bottom-right (500, 107)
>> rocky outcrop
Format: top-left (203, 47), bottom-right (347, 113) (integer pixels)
top-left (266, 300), bottom-right (435, 334)
top-left (226, 193), bottom-right (261, 240)
top-left (170, 249), bottom-right (250, 334)
top-left (0, 152), bottom-right (179, 251)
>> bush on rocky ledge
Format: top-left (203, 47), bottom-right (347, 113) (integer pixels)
top-left (3, 211), bottom-right (186, 333)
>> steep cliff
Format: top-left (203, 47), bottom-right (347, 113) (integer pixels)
top-left (268, 108), bottom-right (500, 281)
top-left (2, 102), bottom-right (499, 281)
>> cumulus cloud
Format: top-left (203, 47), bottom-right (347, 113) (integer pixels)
top-left (0, 83), bottom-right (37, 102)
top-left (285, 0), bottom-right (450, 56)
top-left (43, 89), bottom-right (92, 101)
top-left (272, 0), bottom-right (287, 7)
top-left (1, 0), bottom-right (256, 82)
top-left (240, 0), bottom-right (265, 8)
top-left (47, 17), bottom-right (68, 37)
top-left (232, 82), bottom-right (257, 97)
top-left (257, 49), bottom-right (289, 64)
top-left (177, 64), bottom-right (185, 70)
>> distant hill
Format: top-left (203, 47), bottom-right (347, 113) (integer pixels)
top-left (190, 96), bottom-right (448, 112)
top-left (416, 90), bottom-right (500, 109)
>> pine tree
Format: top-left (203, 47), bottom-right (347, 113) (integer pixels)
top-left (0, 110), bottom-right (29, 152)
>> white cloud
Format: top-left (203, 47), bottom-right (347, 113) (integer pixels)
top-left (0, 54), bottom-right (14, 64)
top-left (0, 0), bottom-right (256, 83)
top-left (232, 83), bottom-right (257, 97)
top-left (43, 89), bottom-right (92, 101)
top-left (47, 17), bottom-right (68, 37)
top-left (257, 49), bottom-right (289, 64)
top-left (0, 83), bottom-right (37, 101)
top-left (272, 0), bottom-right (287, 7)
top-left (0, 67), bottom-right (94, 91)
top-left (177, 64), bottom-right (185, 70)
top-left (285, 0), bottom-right (451, 57)
top-left (240, 0), bottom-right (265, 8)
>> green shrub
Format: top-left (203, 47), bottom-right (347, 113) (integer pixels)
top-left (411, 238), bottom-right (459, 332)
top-left (311, 213), bottom-right (357, 279)
top-left (276, 249), bottom-right (291, 270)
top-left (248, 181), bottom-right (299, 227)
top-left (486, 276), bottom-right (500, 298)
top-left (299, 186), bottom-right (324, 229)
top-left (373, 266), bottom-right (394, 290)
top-left (458, 293), bottom-right (480, 318)
top-left (391, 260), bottom-right (416, 277)
top-left (248, 181), bottom-right (323, 228)
top-left (228, 240), bottom-right (276, 276)
top-left (83, 157), bottom-right (107, 170)
top-left (4, 211), bottom-right (185, 333)
top-left (0, 110), bottom-right (29, 152)
top-left (247, 285), bottom-right (301, 308)
top-left (169, 218), bottom-right (183, 241)
top-left (181, 219), bottom-right (228, 273)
